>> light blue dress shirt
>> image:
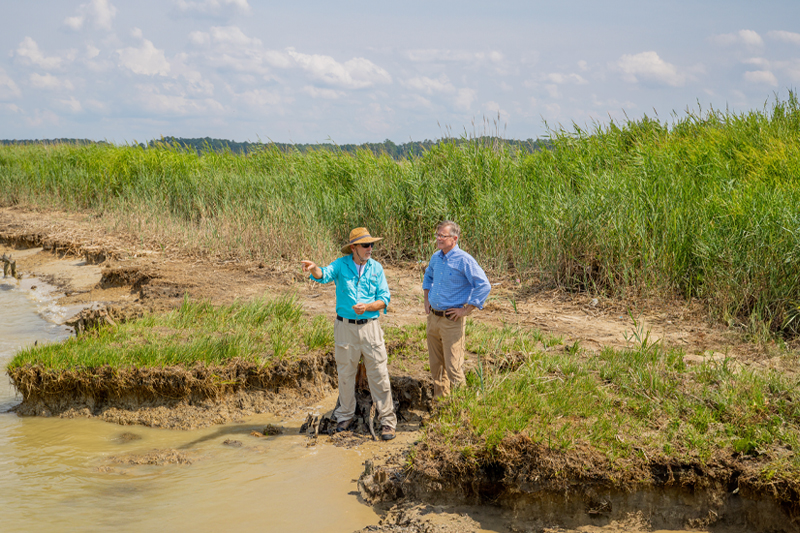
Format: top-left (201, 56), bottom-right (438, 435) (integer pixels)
top-left (311, 255), bottom-right (390, 320)
top-left (422, 244), bottom-right (491, 311)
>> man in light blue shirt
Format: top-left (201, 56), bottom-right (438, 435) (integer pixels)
top-left (423, 220), bottom-right (491, 398)
top-left (301, 227), bottom-right (397, 440)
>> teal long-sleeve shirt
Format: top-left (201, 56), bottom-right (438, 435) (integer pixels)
top-left (310, 255), bottom-right (390, 320)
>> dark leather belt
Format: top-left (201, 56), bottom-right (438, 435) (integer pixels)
top-left (431, 308), bottom-right (448, 317)
top-left (337, 315), bottom-right (375, 325)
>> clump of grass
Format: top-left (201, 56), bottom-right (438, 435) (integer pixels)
top-left (7, 295), bottom-right (320, 370)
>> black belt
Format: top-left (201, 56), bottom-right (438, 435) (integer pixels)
top-left (337, 315), bottom-right (376, 325)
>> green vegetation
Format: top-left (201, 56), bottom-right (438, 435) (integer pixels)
top-left (2, 95), bottom-right (800, 335)
top-left (429, 321), bottom-right (800, 488)
top-left (7, 295), bottom-right (332, 370)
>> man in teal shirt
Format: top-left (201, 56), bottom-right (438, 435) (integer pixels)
top-left (301, 227), bottom-right (397, 440)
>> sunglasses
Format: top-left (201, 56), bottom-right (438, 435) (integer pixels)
top-left (358, 242), bottom-right (375, 248)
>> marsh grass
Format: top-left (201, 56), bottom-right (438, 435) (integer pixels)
top-left (432, 323), bottom-right (800, 481)
top-left (7, 294), bottom-right (330, 370)
top-left (3, 95), bottom-right (800, 334)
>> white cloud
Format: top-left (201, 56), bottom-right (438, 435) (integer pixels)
top-left (0, 68), bottom-right (22, 100)
top-left (176, 0), bottom-right (250, 14)
top-left (545, 103), bottom-right (561, 117)
top-left (15, 37), bottom-right (71, 70)
top-left (189, 26), bottom-right (291, 75)
top-left (743, 57), bottom-right (770, 68)
top-left (58, 96), bottom-right (83, 113)
top-left (744, 70), bottom-right (778, 86)
top-left (30, 73), bottom-right (75, 90)
top-left (710, 29), bottom-right (763, 47)
top-left (406, 49), bottom-right (510, 73)
top-left (302, 86), bottom-right (343, 99)
top-left (357, 102), bottom-right (393, 135)
top-left (235, 88), bottom-right (287, 110)
top-left (785, 61), bottom-right (800, 83)
top-left (483, 100), bottom-right (510, 123)
top-left (287, 49), bottom-right (391, 89)
top-left (84, 99), bottom-right (109, 113)
top-left (543, 73), bottom-right (588, 85)
top-left (0, 103), bottom-right (22, 114)
top-left (767, 30), bottom-right (800, 45)
top-left (25, 109), bottom-right (60, 128)
top-left (614, 51), bottom-right (686, 87)
top-left (117, 35), bottom-right (171, 76)
top-left (406, 49), bottom-right (474, 62)
top-left (134, 83), bottom-right (225, 115)
top-left (403, 75), bottom-right (455, 94)
top-left (63, 0), bottom-right (117, 31)
top-left (454, 88), bottom-right (476, 111)
top-left (396, 94), bottom-right (433, 110)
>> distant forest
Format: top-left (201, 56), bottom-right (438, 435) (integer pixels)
top-left (1, 136), bottom-right (551, 159)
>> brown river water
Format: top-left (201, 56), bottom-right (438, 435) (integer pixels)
top-left (0, 278), bottom-right (383, 533)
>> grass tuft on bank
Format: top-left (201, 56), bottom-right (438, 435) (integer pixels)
top-left (425, 322), bottom-right (800, 489)
top-left (7, 295), bottom-right (333, 370)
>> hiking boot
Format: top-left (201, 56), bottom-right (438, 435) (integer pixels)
top-left (380, 426), bottom-right (396, 441)
top-left (336, 418), bottom-right (353, 433)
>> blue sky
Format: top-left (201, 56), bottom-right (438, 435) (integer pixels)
top-left (1, 0), bottom-right (799, 144)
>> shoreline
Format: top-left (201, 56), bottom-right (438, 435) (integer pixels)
top-left (3, 207), bottom-right (800, 533)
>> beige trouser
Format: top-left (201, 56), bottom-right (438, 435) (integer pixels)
top-left (333, 318), bottom-right (396, 429)
top-left (426, 313), bottom-right (466, 398)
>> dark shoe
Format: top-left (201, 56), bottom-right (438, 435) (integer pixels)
top-left (380, 426), bottom-right (396, 441)
top-left (336, 419), bottom-right (353, 433)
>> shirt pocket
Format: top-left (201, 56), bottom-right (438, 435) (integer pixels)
top-left (361, 274), bottom-right (379, 297)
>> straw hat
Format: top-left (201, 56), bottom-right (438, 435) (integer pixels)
top-left (341, 227), bottom-right (382, 254)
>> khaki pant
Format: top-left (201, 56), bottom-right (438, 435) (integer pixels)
top-left (333, 318), bottom-right (396, 429)
top-left (426, 313), bottom-right (466, 398)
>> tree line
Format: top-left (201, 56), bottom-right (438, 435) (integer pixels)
top-left (2, 136), bottom-right (551, 159)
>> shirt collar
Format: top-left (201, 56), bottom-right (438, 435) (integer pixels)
top-left (438, 244), bottom-right (460, 259)
top-left (350, 255), bottom-right (370, 270)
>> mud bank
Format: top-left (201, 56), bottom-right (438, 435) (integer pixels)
top-left (8, 357), bottom-right (435, 430)
top-left (358, 433), bottom-right (800, 533)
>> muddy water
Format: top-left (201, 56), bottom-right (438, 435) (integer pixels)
top-left (0, 280), bottom-right (382, 533)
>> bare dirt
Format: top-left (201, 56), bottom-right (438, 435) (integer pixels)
top-left (2, 205), bottom-right (797, 532)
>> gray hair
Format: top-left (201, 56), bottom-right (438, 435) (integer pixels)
top-left (437, 220), bottom-right (461, 238)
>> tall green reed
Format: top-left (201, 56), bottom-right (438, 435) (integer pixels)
top-left (2, 94), bottom-right (800, 334)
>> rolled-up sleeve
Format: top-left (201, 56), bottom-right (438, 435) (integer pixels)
top-left (464, 261), bottom-right (491, 309)
top-left (312, 261), bottom-right (338, 284)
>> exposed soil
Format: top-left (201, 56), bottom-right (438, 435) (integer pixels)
top-left (2, 205), bottom-right (798, 532)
